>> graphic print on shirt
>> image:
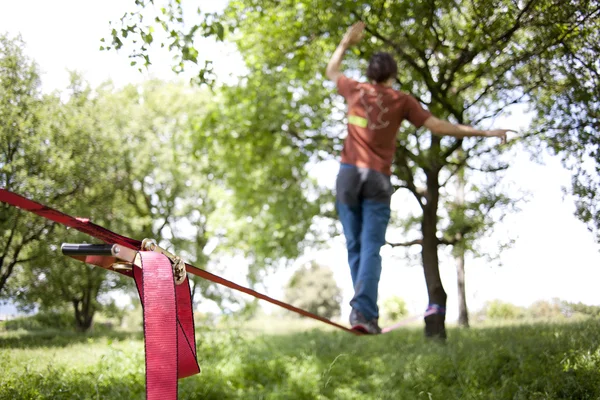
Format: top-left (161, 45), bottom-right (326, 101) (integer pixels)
top-left (359, 87), bottom-right (390, 130)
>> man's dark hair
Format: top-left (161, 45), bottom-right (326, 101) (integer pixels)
top-left (366, 52), bottom-right (398, 83)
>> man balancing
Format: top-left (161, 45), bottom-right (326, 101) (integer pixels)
top-left (326, 22), bottom-right (513, 334)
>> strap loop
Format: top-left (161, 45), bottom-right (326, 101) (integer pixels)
top-left (134, 252), bottom-right (179, 400)
top-left (426, 304), bottom-right (446, 315)
top-left (133, 251), bottom-right (200, 400)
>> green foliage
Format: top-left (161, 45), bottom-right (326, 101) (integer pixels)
top-left (109, 1), bottom-right (600, 243)
top-left (214, 1), bottom-right (600, 332)
top-left (0, 38), bottom-right (134, 329)
top-left (1, 320), bottom-right (600, 399)
top-left (474, 299), bottom-right (600, 323)
top-left (107, 0), bottom-right (600, 335)
top-left (527, 299), bottom-right (564, 320)
top-left (104, 0), bottom-right (227, 84)
top-left (0, 35), bottom-right (102, 297)
top-left (0, 32), bottom-right (44, 291)
top-left (381, 296), bottom-right (409, 323)
top-left (561, 301), bottom-right (600, 319)
top-left (530, 8), bottom-right (600, 241)
top-left (198, 84), bottom-right (325, 280)
top-left (443, 184), bottom-right (519, 258)
top-left (2, 34), bottom-right (322, 327)
top-left (285, 263), bottom-right (342, 319)
top-left (2, 312), bottom-right (74, 332)
top-left (214, 0), bottom-right (555, 328)
top-left (484, 300), bottom-right (526, 321)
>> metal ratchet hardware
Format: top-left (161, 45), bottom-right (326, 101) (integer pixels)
top-left (61, 239), bottom-right (187, 285)
top-left (141, 239), bottom-right (187, 285)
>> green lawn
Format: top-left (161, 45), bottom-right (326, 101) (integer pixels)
top-left (1, 319), bottom-right (599, 399)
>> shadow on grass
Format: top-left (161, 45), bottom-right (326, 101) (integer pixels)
top-left (2, 320), bottom-right (599, 399)
top-left (0, 364), bottom-right (147, 400)
top-left (193, 321), bottom-right (600, 400)
top-left (0, 329), bottom-right (144, 349)
top-left (0, 362), bottom-right (240, 400)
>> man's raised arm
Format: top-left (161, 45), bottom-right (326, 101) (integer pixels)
top-left (326, 22), bottom-right (365, 83)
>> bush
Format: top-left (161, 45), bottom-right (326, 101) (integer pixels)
top-left (475, 299), bottom-right (600, 323)
top-left (485, 300), bottom-right (525, 320)
top-left (381, 296), bottom-right (408, 322)
top-left (561, 301), bottom-right (600, 318)
top-left (3, 311), bottom-right (74, 331)
top-left (285, 263), bottom-right (342, 319)
top-left (527, 299), bottom-right (564, 319)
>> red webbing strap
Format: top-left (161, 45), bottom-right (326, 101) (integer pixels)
top-left (133, 260), bottom-right (200, 379)
top-left (0, 189), bottom-right (140, 249)
top-left (0, 189), bottom-right (357, 334)
top-left (183, 264), bottom-right (358, 334)
top-left (134, 252), bottom-right (178, 400)
top-left (173, 281), bottom-right (202, 377)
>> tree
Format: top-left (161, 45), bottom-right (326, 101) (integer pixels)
top-left (8, 76), bottom-right (225, 330)
top-left (285, 263), bottom-right (342, 319)
top-left (102, 0), bottom-right (598, 336)
top-left (12, 252), bottom-right (126, 332)
top-left (560, 300), bottom-right (600, 318)
top-left (442, 164), bottom-right (520, 328)
top-left (208, 0), bottom-right (600, 339)
top-left (0, 34), bottom-right (44, 295)
top-left (6, 73), bottom-right (141, 330)
top-left (530, 7), bottom-right (600, 241)
top-left (453, 167), bottom-right (470, 327)
top-left (3, 40), bottom-right (324, 328)
top-left (527, 299), bottom-right (563, 319)
top-left (0, 35), bottom-right (97, 296)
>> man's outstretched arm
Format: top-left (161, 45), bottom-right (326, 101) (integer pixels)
top-left (326, 22), bottom-right (365, 83)
top-left (423, 116), bottom-right (515, 144)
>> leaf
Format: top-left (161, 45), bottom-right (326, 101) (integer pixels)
top-left (215, 22), bottom-right (225, 41)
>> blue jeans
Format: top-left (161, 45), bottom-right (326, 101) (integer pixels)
top-left (336, 163), bottom-right (392, 321)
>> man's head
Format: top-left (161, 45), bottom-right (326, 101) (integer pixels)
top-left (366, 52), bottom-right (398, 86)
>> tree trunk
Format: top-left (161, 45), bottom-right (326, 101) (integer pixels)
top-left (422, 167), bottom-right (447, 340)
top-left (456, 251), bottom-right (469, 327)
top-left (190, 276), bottom-right (199, 306)
top-left (73, 292), bottom-right (95, 332)
top-left (455, 168), bottom-right (470, 328)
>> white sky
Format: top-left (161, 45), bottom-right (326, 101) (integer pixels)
top-left (1, 0), bottom-right (599, 322)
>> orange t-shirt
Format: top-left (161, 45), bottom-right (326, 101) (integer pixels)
top-left (337, 75), bottom-right (432, 176)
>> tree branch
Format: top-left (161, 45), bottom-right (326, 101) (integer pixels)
top-left (441, 138), bottom-right (464, 161)
top-left (393, 148), bottom-right (425, 209)
top-left (15, 256), bottom-right (40, 264)
top-left (0, 211), bottom-right (21, 268)
top-left (438, 237), bottom-right (457, 246)
top-left (360, 22), bottom-right (463, 117)
top-left (386, 239), bottom-right (422, 247)
top-left (467, 164), bottom-right (509, 173)
top-left (442, 0), bottom-right (537, 92)
top-left (427, 0), bottom-right (447, 53)
top-left (440, 159), bottom-right (468, 188)
top-left (471, 89), bottom-right (534, 125)
top-left (461, 4), bottom-right (600, 99)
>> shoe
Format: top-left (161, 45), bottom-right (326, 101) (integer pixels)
top-left (349, 308), bottom-right (382, 334)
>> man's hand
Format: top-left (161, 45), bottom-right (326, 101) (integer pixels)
top-left (342, 22), bottom-right (365, 47)
top-left (484, 129), bottom-right (516, 145)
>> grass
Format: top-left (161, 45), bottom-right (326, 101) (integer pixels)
top-left (1, 319), bottom-right (599, 399)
